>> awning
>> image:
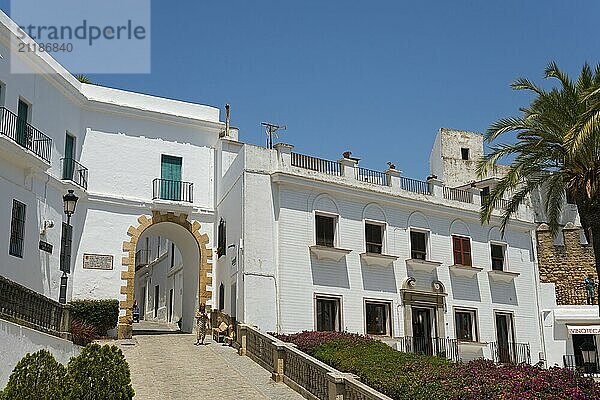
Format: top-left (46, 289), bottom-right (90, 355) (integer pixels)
top-left (567, 325), bottom-right (600, 334)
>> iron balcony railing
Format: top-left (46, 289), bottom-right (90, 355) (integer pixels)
top-left (444, 187), bottom-right (473, 203)
top-left (291, 152), bottom-right (342, 176)
top-left (61, 158), bottom-right (88, 190)
top-left (152, 178), bottom-right (194, 203)
top-left (0, 107), bottom-right (52, 162)
top-left (564, 354), bottom-right (600, 376)
top-left (557, 285), bottom-right (597, 306)
top-left (135, 249), bottom-right (150, 271)
top-left (396, 336), bottom-right (460, 362)
top-left (356, 167), bottom-right (388, 186)
top-left (489, 342), bottom-right (531, 364)
top-left (401, 176), bottom-right (431, 195)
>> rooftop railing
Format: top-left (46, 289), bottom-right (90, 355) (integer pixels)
top-left (356, 167), bottom-right (389, 186)
top-left (291, 152), bottom-right (342, 176)
top-left (400, 176), bottom-right (431, 195)
top-left (0, 107), bottom-right (52, 162)
top-left (444, 187), bottom-right (473, 203)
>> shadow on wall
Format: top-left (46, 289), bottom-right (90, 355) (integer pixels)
top-left (310, 256), bottom-right (350, 289)
top-left (489, 279), bottom-right (518, 306)
top-left (450, 275), bottom-right (481, 302)
top-left (361, 263), bottom-right (397, 293)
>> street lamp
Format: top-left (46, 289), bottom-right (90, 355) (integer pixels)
top-left (59, 190), bottom-right (78, 304)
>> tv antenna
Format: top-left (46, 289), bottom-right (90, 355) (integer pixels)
top-left (261, 122), bottom-right (286, 149)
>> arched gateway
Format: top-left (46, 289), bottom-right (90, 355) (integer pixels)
top-left (118, 211), bottom-right (212, 339)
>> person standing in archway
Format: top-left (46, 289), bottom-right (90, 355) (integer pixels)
top-left (195, 304), bottom-right (210, 345)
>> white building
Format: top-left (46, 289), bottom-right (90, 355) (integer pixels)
top-left (0, 10), bottom-right (548, 366)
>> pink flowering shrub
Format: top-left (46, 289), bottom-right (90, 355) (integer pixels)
top-left (276, 332), bottom-right (600, 400)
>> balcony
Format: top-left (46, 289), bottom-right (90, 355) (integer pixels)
top-left (152, 178), bottom-right (193, 203)
top-left (557, 286), bottom-right (597, 306)
top-left (0, 107), bottom-right (52, 163)
top-left (61, 158), bottom-right (88, 190)
top-left (135, 249), bottom-right (149, 271)
top-left (444, 187), bottom-right (473, 203)
top-left (291, 152), bottom-right (342, 176)
top-left (489, 342), bottom-right (531, 364)
top-left (564, 354), bottom-right (600, 376)
top-left (396, 336), bottom-right (460, 362)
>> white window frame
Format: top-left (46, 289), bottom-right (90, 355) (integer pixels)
top-left (489, 241), bottom-right (508, 272)
top-left (454, 308), bottom-right (479, 342)
top-left (364, 219), bottom-right (386, 254)
top-left (314, 294), bottom-right (343, 332)
top-left (409, 227), bottom-right (430, 261)
top-left (364, 299), bottom-right (392, 336)
top-left (314, 210), bottom-right (339, 248)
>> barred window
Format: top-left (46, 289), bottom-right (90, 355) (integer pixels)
top-left (9, 200), bottom-right (26, 258)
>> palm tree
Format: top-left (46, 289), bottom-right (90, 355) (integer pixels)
top-left (478, 62), bottom-right (600, 309)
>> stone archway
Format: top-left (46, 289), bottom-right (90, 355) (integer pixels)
top-left (118, 211), bottom-right (212, 339)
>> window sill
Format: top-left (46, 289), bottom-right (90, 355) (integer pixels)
top-left (360, 252), bottom-right (398, 267)
top-left (487, 270), bottom-right (520, 282)
top-left (405, 258), bottom-right (442, 273)
top-left (309, 245), bottom-right (351, 262)
top-left (449, 265), bottom-right (483, 278)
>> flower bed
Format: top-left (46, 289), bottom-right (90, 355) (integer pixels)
top-left (275, 331), bottom-right (600, 400)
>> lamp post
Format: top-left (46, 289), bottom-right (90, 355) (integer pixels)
top-left (59, 189), bottom-right (78, 304)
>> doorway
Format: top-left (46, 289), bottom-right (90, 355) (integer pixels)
top-left (495, 313), bottom-right (514, 363)
top-left (140, 286), bottom-right (146, 320)
top-left (412, 307), bottom-right (434, 355)
top-left (160, 155), bottom-right (182, 201)
top-left (573, 334), bottom-right (598, 373)
top-left (16, 99), bottom-right (29, 147)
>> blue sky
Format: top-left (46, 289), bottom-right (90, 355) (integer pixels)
top-left (2, 1), bottom-right (599, 179)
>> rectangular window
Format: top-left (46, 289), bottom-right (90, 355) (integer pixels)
top-left (316, 296), bottom-right (341, 332)
top-left (410, 231), bottom-right (427, 260)
top-left (452, 235), bottom-right (472, 266)
top-left (9, 200), bottom-right (26, 258)
top-left (461, 147), bottom-right (469, 160)
top-left (491, 244), bottom-right (505, 271)
top-left (217, 218), bottom-right (226, 258)
top-left (455, 309), bottom-right (477, 341)
top-left (316, 214), bottom-right (335, 247)
top-left (365, 301), bottom-right (390, 335)
top-left (365, 223), bottom-right (383, 254)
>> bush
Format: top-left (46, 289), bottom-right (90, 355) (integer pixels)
top-left (70, 319), bottom-right (97, 346)
top-left (0, 349), bottom-right (67, 400)
top-left (279, 331), bottom-right (600, 400)
top-left (69, 299), bottom-right (119, 336)
top-left (67, 343), bottom-right (134, 400)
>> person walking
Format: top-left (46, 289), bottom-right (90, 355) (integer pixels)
top-left (195, 303), bottom-right (210, 345)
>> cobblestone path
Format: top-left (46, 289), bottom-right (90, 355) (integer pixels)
top-left (119, 331), bottom-right (303, 400)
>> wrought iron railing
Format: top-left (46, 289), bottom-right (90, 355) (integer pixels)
top-left (557, 286), bottom-right (597, 306)
top-left (0, 107), bottom-right (52, 162)
top-left (564, 354), bottom-right (600, 376)
top-left (135, 249), bottom-right (150, 271)
top-left (152, 178), bottom-right (194, 203)
top-left (290, 152), bottom-right (342, 176)
top-left (444, 187), bottom-right (473, 203)
top-left (401, 176), bottom-right (431, 195)
top-left (489, 342), bottom-right (531, 364)
top-left (0, 275), bottom-right (71, 337)
top-left (356, 167), bottom-right (389, 186)
top-left (61, 158), bottom-right (88, 190)
top-left (396, 336), bottom-right (460, 362)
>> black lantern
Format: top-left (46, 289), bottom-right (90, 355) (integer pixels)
top-left (580, 340), bottom-right (597, 374)
top-left (63, 189), bottom-right (78, 217)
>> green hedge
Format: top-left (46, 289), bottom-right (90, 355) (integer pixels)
top-left (1, 345), bottom-right (134, 400)
top-left (69, 299), bottom-right (119, 336)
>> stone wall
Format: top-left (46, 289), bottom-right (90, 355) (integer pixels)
top-left (536, 223), bottom-right (596, 305)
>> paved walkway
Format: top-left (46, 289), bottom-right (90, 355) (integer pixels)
top-left (118, 331), bottom-right (303, 400)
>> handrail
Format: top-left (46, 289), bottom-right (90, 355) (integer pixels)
top-left (152, 178), bottom-right (194, 203)
top-left (0, 106), bottom-right (52, 162)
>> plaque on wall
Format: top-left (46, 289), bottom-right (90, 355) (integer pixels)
top-left (39, 240), bottom-right (53, 254)
top-left (83, 253), bottom-right (114, 270)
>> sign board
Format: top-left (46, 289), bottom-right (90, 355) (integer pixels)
top-left (83, 253), bottom-right (114, 270)
top-left (567, 325), bottom-right (600, 334)
top-left (39, 240), bottom-right (53, 254)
